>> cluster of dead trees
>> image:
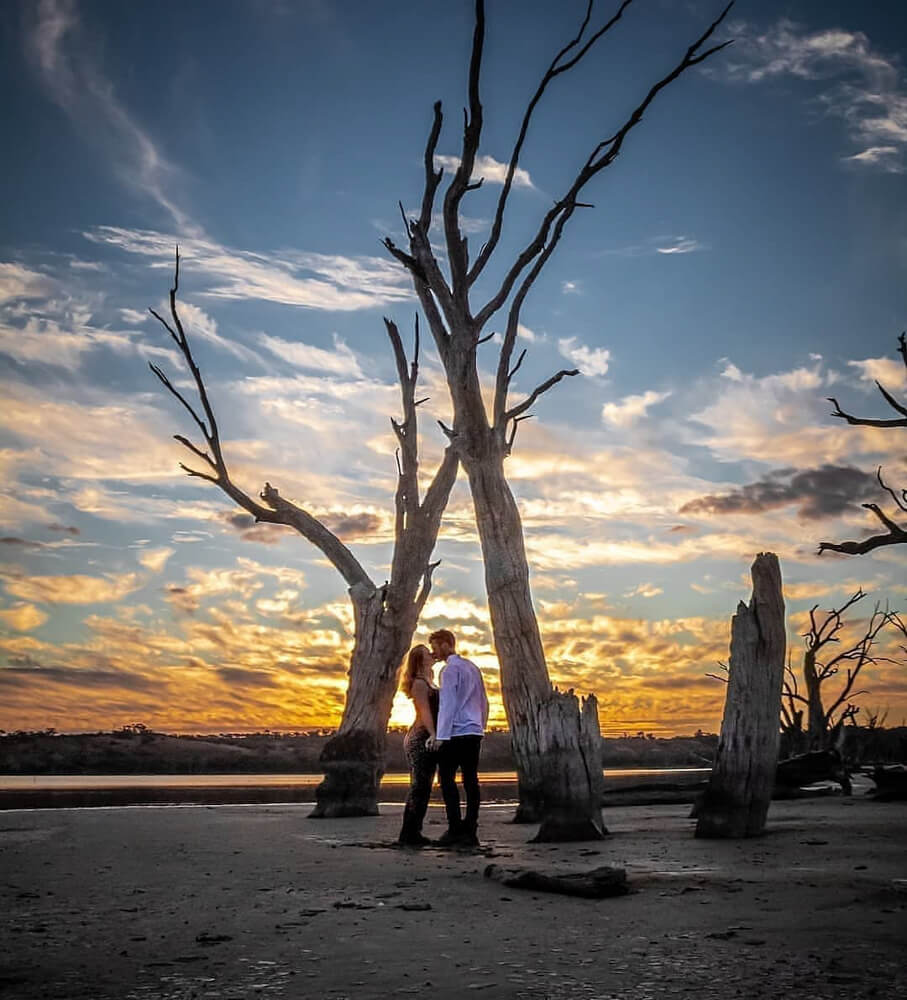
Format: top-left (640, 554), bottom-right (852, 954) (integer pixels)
top-left (149, 0), bottom-right (734, 841)
top-left (147, 0), bottom-right (903, 841)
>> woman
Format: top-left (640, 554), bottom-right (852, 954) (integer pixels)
top-left (397, 643), bottom-right (439, 846)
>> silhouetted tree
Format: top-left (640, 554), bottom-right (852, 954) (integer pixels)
top-left (149, 251), bottom-right (457, 817)
top-left (820, 333), bottom-right (907, 554)
top-left (782, 589), bottom-right (898, 751)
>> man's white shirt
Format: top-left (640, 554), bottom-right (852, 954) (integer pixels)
top-left (436, 653), bottom-right (489, 741)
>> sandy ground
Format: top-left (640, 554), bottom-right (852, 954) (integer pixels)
top-left (1, 796), bottom-right (905, 1000)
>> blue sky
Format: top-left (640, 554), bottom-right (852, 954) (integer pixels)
top-left (1, 0), bottom-right (906, 735)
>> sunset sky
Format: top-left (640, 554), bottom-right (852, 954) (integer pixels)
top-left (2, 0), bottom-right (906, 737)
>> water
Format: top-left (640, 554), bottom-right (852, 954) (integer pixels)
top-left (0, 767), bottom-right (709, 791)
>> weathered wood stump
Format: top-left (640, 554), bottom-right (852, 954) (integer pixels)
top-left (484, 863), bottom-right (628, 898)
top-left (695, 552), bottom-right (786, 839)
top-left (513, 690), bottom-right (607, 842)
top-left (310, 729), bottom-right (384, 818)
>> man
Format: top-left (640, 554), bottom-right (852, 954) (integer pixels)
top-left (428, 628), bottom-right (489, 847)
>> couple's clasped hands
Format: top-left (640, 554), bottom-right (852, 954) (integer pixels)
top-left (427, 736), bottom-right (446, 752)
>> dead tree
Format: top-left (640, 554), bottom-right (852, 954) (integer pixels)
top-left (383, 0), bottom-right (733, 840)
top-left (819, 332), bottom-right (907, 554)
top-left (696, 553), bottom-right (786, 838)
top-left (148, 250), bottom-right (457, 818)
top-left (779, 652), bottom-right (805, 751)
top-left (784, 589), bottom-right (896, 751)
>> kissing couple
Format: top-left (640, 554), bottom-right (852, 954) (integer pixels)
top-left (396, 629), bottom-right (489, 849)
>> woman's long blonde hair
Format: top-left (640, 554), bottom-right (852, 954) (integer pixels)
top-left (400, 644), bottom-right (430, 698)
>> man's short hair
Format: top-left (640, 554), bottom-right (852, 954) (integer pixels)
top-left (429, 628), bottom-right (456, 649)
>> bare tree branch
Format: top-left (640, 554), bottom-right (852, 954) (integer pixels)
top-left (877, 466), bottom-right (907, 513)
top-left (474, 2), bottom-right (733, 342)
top-left (385, 316), bottom-right (421, 526)
top-left (149, 250), bottom-right (373, 591)
top-left (828, 394), bottom-right (907, 428)
top-left (506, 367), bottom-right (581, 422)
top-left (442, 0), bottom-right (485, 300)
top-left (468, 0), bottom-right (635, 287)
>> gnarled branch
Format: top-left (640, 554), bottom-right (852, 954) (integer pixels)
top-left (469, 0), bottom-right (635, 287)
top-left (150, 250), bottom-right (372, 591)
top-left (505, 367), bottom-right (581, 423)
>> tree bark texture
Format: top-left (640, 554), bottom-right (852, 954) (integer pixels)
top-left (311, 437), bottom-right (457, 817)
top-left (696, 553), bottom-right (786, 839)
top-left (467, 456), bottom-right (606, 840)
top-left (311, 584), bottom-right (416, 818)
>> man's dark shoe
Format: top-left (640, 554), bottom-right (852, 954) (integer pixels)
top-left (396, 833), bottom-right (432, 848)
top-left (435, 828), bottom-right (464, 847)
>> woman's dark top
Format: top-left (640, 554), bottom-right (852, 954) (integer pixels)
top-left (403, 680), bottom-right (439, 759)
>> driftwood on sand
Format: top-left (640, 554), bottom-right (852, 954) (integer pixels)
top-left (484, 863), bottom-right (628, 899)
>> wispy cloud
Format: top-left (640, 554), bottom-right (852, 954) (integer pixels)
top-left (557, 336), bottom-right (610, 377)
top-left (87, 227), bottom-right (412, 311)
top-left (0, 307), bottom-right (174, 370)
top-left (259, 332), bottom-right (364, 377)
top-left (23, 0), bottom-right (197, 228)
top-left (0, 263), bottom-right (56, 304)
top-left (847, 355), bottom-right (907, 393)
top-left (1, 568), bottom-right (143, 605)
top-left (686, 360), bottom-right (892, 467)
top-left (602, 390), bottom-right (671, 428)
top-left (433, 154), bottom-right (534, 189)
top-left (598, 235), bottom-right (706, 258)
top-left (655, 237), bottom-right (703, 255)
top-left (718, 18), bottom-right (907, 172)
top-left (165, 300), bottom-right (267, 367)
top-left (517, 323), bottom-right (546, 344)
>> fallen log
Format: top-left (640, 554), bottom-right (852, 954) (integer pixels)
top-left (868, 764), bottom-right (907, 801)
top-left (775, 749), bottom-right (852, 795)
top-left (484, 863), bottom-right (628, 899)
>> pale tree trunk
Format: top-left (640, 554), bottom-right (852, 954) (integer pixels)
top-left (148, 261), bottom-right (457, 819)
top-left (383, 1), bottom-right (731, 840)
top-left (466, 456), bottom-right (606, 839)
top-left (311, 584), bottom-right (417, 817)
top-left (696, 553), bottom-right (786, 839)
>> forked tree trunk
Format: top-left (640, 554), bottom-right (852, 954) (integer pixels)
top-left (695, 553), bottom-right (786, 839)
top-left (310, 583), bottom-right (416, 818)
top-left (146, 263), bottom-right (458, 822)
top-left (467, 457), bottom-right (606, 841)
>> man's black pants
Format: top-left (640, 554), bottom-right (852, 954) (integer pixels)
top-left (438, 735), bottom-right (482, 834)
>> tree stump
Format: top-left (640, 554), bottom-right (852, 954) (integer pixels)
top-left (695, 552), bottom-right (786, 839)
top-left (514, 690), bottom-right (607, 842)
